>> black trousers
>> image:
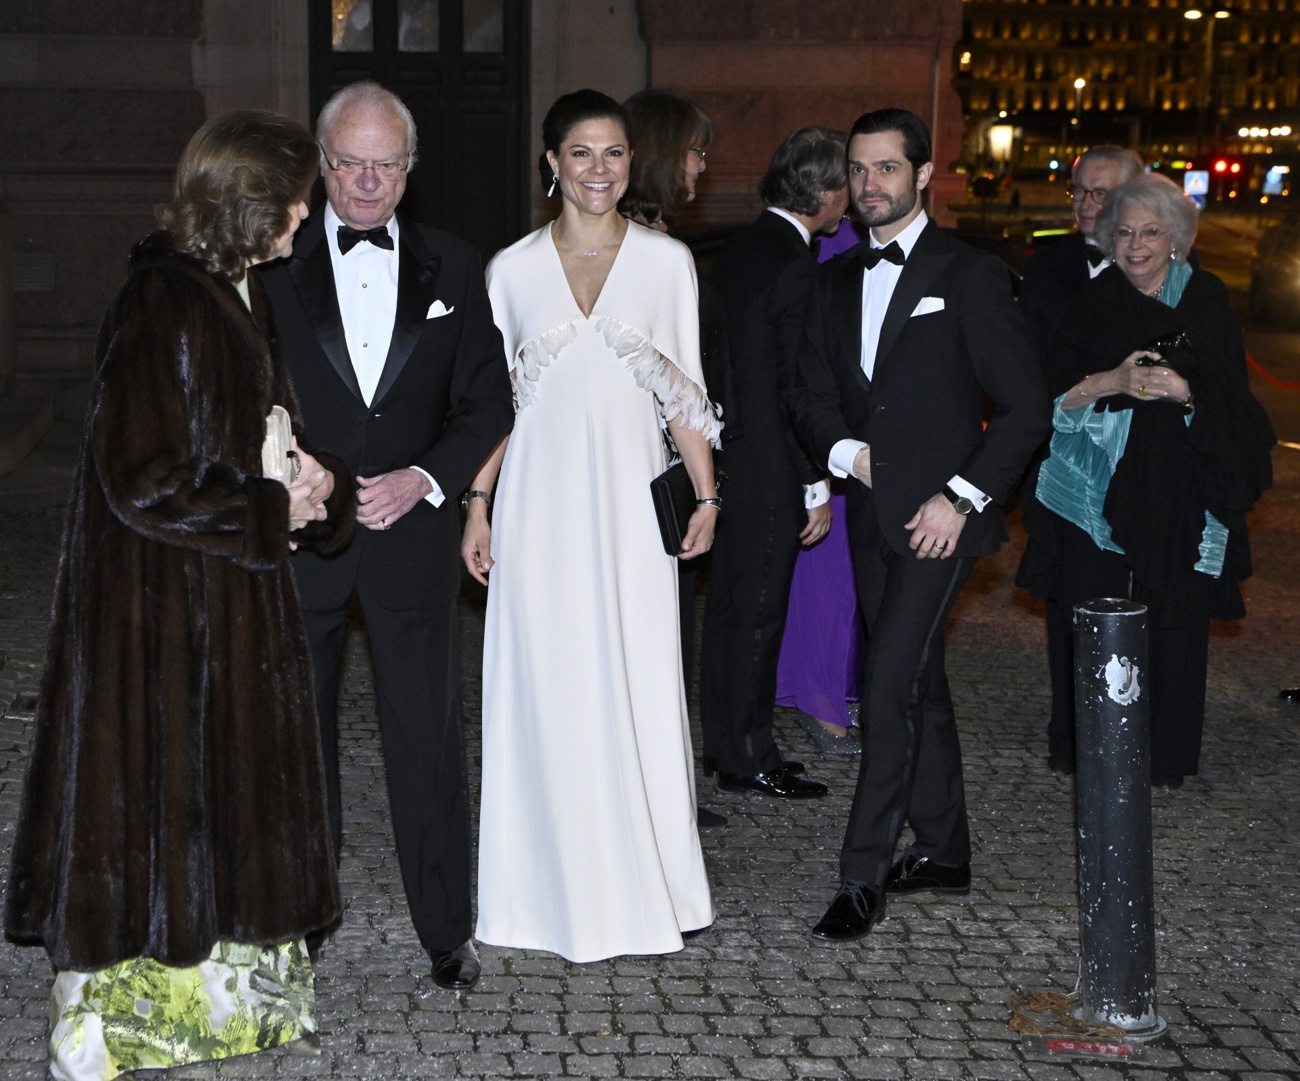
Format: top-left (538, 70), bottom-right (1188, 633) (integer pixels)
top-left (1045, 517), bottom-right (1211, 779)
top-left (840, 497), bottom-right (974, 888)
top-left (700, 498), bottom-right (807, 775)
top-left (300, 576), bottom-right (473, 955)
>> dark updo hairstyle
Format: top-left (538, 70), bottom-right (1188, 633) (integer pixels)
top-left (619, 88), bottom-right (713, 225)
top-left (538, 88), bottom-right (629, 193)
top-left (157, 110), bottom-right (319, 281)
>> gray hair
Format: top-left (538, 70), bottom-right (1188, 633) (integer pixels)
top-left (1094, 173), bottom-right (1199, 262)
top-left (317, 81), bottom-right (419, 171)
top-left (758, 125), bottom-right (849, 216)
top-left (1073, 144), bottom-right (1144, 183)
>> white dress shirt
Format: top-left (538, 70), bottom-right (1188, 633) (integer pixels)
top-left (1085, 237), bottom-right (1110, 279)
top-left (827, 210), bottom-right (990, 512)
top-left (324, 205), bottom-right (443, 505)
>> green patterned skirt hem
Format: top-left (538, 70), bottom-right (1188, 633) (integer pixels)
top-left (49, 939), bottom-right (316, 1081)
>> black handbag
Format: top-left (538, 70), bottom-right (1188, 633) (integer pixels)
top-left (1135, 331), bottom-right (1194, 376)
top-left (649, 460), bottom-right (694, 556)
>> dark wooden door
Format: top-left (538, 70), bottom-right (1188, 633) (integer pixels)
top-left (311, 0), bottom-right (529, 260)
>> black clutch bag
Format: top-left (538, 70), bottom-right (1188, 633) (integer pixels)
top-left (1135, 331), bottom-right (1194, 376)
top-left (650, 460), bottom-right (694, 555)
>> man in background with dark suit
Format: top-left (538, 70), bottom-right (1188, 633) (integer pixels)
top-left (1017, 144), bottom-right (1142, 775)
top-left (700, 126), bottom-right (849, 801)
top-left (257, 82), bottom-right (513, 990)
top-left (792, 108), bottom-right (1049, 941)
top-left (1019, 145), bottom-right (1144, 359)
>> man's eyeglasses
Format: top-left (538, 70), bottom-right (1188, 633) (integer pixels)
top-left (1114, 226), bottom-right (1168, 245)
top-left (1067, 184), bottom-right (1108, 205)
top-left (322, 153), bottom-right (407, 182)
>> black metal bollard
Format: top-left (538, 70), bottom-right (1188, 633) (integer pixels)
top-left (1072, 598), bottom-right (1166, 1038)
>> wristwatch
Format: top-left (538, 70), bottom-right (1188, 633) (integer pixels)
top-left (942, 485), bottom-right (973, 516)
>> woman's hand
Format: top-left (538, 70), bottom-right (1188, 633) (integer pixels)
top-left (678, 503), bottom-right (717, 560)
top-left (1112, 350), bottom-right (1189, 403)
top-left (285, 446), bottom-right (333, 540)
top-left (461, 510), bottom-right (494, 585)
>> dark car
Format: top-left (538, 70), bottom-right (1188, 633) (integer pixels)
top-left (1249, 212), bottom-right (1300, 329)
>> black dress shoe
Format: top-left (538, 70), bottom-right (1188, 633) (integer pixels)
top-left (1151, 773), bottom-right (1184, 789)
top-left (1047, 753), bottom-right (1075, 775)
top-left (697, 805), bottom-right (728, 828)
top-left (430, 939), bottom-right (480, 990)
top-left (1279, 687), bottom-right (1300, 702)
top-left (703, 756), bottom-right (805, 777)
top-left (811, 883), bottom-right (886, 941)
top-left (717, 767), bottom-right (828, 799)
top-left (885, 851), bottom-right (971, 895)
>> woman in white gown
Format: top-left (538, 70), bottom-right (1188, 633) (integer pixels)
top-left (462, 90), bottom-right (720, 962)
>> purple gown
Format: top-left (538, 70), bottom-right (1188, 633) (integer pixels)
top-left (774, 217), bottom-right (869, 728)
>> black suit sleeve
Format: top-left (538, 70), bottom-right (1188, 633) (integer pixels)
top-left (954, 253), bottom-right (1051, 502)
top-left (411, 248), bottom-right (514, 497)
top-left (790, 266), bottom-right (859, 471)
top-left (770, 257), bottom-right (828, 486)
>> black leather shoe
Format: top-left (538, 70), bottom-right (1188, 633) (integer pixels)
top-left (885, 851), bottom-right (971, 895)
top-left (697, 805), bottom-right (728, 828)
top-left (1152, 774), bottom-right (1184, 789)
top-left (717, 767), bottom-right (828, 799)
top-left (430, 939), bottom-right (480, 990)
top-left (1047, 753), bottom-right (1075, 775)
top-left (703, 756), bottom-right (805, 777)
top-left (811, 883), bottom-right (885, 941)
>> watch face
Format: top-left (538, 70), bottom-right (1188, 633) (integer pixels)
top-left (951, 496), bottom-right (973, 515)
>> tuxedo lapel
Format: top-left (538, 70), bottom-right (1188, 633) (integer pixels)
top-left (288, 217), bottom-right (363, 402)
top-left (834, 259), bottom-right (872, 394)
top-left (874, 223), bottom-right (951, 374)
top-left (372, 218), bottom-right (442, 406)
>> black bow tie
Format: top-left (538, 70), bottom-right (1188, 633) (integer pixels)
top-left (337, 224), bottom-right (394, 254)
top-left (1086, 246), bottom-right (1106, 268)
top-left (860, 240), bottom-right (905, 270)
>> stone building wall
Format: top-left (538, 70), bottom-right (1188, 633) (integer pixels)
top-left (639, 0), bottom-right (965, 229)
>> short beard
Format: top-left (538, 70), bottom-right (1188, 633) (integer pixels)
top-left (855, 183), bottom-right (919, 229)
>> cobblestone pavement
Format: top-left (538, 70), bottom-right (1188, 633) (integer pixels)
top-left (2, 452), bottom-right (1298, 1080)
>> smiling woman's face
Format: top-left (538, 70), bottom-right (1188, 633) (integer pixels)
top-left (547, 118), bottom-right (631, 218)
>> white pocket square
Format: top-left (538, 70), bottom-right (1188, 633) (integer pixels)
top-left (910, 296), bottom-right (945, 317)
top-left (426, 300), bottom-right (455, 319)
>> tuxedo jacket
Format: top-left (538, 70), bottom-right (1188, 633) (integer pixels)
top-left (710, 211), bottom-right (825, 505)
top-left (1018, 232), bottom-right (1092, 363)
top-left (257, 212), bottom-right (513, 611)
top-left (791, 220), bottom-right (1050, 558)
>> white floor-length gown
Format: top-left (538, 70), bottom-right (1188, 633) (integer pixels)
top-left (476, 221), bottom-right (718, 962)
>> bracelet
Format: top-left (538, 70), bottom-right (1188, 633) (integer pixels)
top-left (1181, 392), bottom-right (1194, 410)
top-left (1078, 374), bottom-right (1091, 398)
top-left (695, 497), bottom-right (722, 511)
top-left (460, 489), bottom-right (493, 511)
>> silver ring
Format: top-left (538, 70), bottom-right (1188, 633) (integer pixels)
top-left (936, 541), bottom-right (947, 551)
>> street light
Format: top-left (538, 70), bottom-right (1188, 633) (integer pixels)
top-left (1073, 77), bottom-right (1086, 129)
top-left (1185, 4), bottom-right (1231, 156)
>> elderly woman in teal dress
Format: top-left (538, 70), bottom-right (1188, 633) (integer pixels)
top-left (1018, 172), bottom-right (1273, 789)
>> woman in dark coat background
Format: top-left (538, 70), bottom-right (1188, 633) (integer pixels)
top-left (1018, 172), bottom-right (1274, 789)
top-left (4, 111), bottom-right (354, 1079)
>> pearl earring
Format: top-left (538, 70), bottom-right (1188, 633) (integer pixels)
top-left (548, 173), bottom-right (558, 197)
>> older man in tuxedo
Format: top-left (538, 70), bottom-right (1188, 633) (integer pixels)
top-left (792, 108), bottom-right (1049, 941)
top-left (257, 82), bottom-right (512, 989)
top-left (1019, 145), bottom-right (1144, 360)
top-left (700, 125), bottom-right (850, 801)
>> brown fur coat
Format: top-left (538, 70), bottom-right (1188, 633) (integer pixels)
top-left (4, 234), bottom-right (353, 971)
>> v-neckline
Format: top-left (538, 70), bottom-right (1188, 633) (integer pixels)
top-left (548, 220), bottom-right (629, 320)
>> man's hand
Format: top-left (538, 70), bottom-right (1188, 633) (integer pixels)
top-left (905, 494), bottom-right (966, 559)
top-left (800, 502), bottom-right (832, 546)
top-left (851, 445), bottom-right (872, 488)
top-left (356, 467), bottom-right (433, 531)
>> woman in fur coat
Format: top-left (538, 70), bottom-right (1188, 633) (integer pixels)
top-left (4, 111), bottom-right (355, 1080)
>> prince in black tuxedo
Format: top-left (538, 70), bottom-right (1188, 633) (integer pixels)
top-left (791, 109), bottom-right (1049, 941)
top-left (257, 83), bottom-right (512, 988)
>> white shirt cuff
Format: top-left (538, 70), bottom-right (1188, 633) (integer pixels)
top-left (947, 474), bottom-right (991, 513)
top-left (828, 438), bottom-right (867, 480)
top-left (410, 465), bottom-right (444, 507)
top-left (804, 480), bottom-right (831, 509)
